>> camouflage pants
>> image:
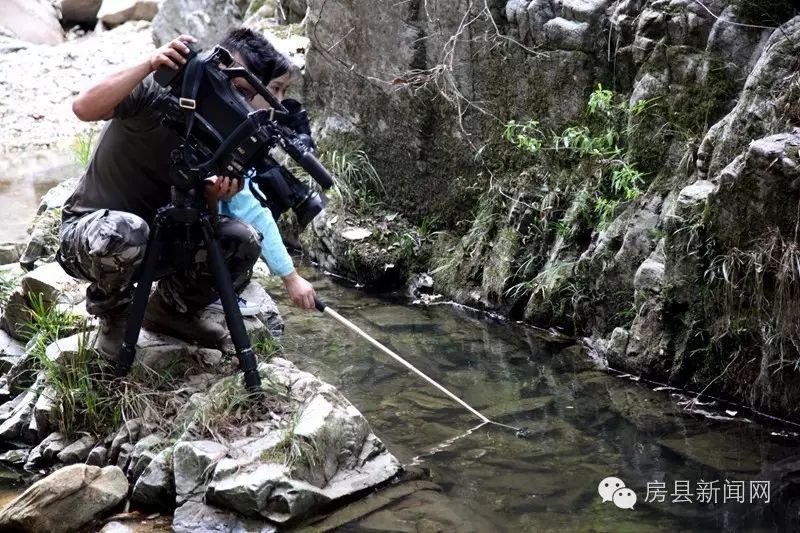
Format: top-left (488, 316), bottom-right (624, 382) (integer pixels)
top-left (58, 209), bottom-right (262, 316)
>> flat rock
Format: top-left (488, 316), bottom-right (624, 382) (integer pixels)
top-left (0, 464), bottom-right (128, 533)
top-left (57, 434), bottom-right (96, 464)
top-left (172, 501), bottom-right (276, 533)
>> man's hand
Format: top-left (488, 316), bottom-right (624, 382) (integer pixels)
top-left (149, 35), bottom-right (197, 72)
top-left (205, 176), bottom-right (241, 202)
top-left (282, 270), bottom-right (316, 310)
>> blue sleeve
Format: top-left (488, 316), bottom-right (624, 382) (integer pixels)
top-left (219, 179), bottom-right (295, 277)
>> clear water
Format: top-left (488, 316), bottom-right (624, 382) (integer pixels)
top-left (267, 267), bottom-right (800, 532)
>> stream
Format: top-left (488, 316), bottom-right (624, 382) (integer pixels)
top-left (266, 268), bottom-right (800, 532)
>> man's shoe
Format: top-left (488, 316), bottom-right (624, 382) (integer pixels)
top-left (143, 292), bottom-right (227, 347)
top-left (206, 296), bottom-right (260, 317)
top-left (95, 312), bottom-right (128, 363)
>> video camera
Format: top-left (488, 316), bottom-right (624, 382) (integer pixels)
top-left (153, 43), bottom-right (333, 227)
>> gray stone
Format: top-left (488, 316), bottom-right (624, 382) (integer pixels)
top-left (18, 208), bottom-right (63, 270)
top-left (0, 379), bottom-right (43, 443)
top-left (108, 419), bottom-right (143, 465)
top-left (57, 434), bottom-right (96, 464)
top-left (131, 448), bottom-right (175, 507)
top-left (32, 385), bottom-right (59, 440)
top-left (608, 327), bottom-right (630, 360)
top-left (172, 500), bottom-right (276, 533)
top-left (97, 0), bottom-right (159, 26)
top-left (0, 243), bottom-right (21, 266)
top-left (22, 262), bottom-right (87, 308)
top-left (0, 448), bottom-right (29, 465)
top-left (99, 522), bottom-right (135, 533)
top-left (544, 18), bottom-right (593, 51)
top-left (206, 461), bottom-right (330, 523)
top-left (152, 0), bottom-right (243, 48)
top-left (1, 288), bottom-right (32, 340)
top-left (634, 257), bottom-right (665, 294)
top-left (129, 433), bottom-right (164, 482)
top-left (116, 442), bottom-right (135, 471)
top-left (0, 0), bottom-right (64, 45)
top-left (59, 0), bottom-right (103, 22)
top-left (0, 464), bottom-right (128, 533)
top-left (86, 445), bottom-right (108, 467)
top-left (36, 179), bottom-right (80, 216)
top-left (173, 440), bottom-right (227, 504)
top-left (24, 432), bottom-right (67, 471)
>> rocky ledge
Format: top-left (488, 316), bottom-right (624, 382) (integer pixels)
top-left (0, 182), bottom-right (402, 532)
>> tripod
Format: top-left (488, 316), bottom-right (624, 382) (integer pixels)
top-left (115, 186), bottom-right (263, 394)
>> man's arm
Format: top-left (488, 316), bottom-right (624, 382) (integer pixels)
top-left (72, 35), bottom-right (197, 122)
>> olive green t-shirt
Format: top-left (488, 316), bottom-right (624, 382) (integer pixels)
top-left (63, 74), bottom-right (183, 224)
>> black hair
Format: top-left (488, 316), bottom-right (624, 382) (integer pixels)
top-left (220, 28), bottom-right (291, 84)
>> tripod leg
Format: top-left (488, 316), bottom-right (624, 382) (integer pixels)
top-left (199, 217), bottom-right (263, 394)
top-left (116, 219), bottom-right (164, 376)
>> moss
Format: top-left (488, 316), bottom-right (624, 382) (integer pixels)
top-left (481, 227), bottom-right (519, 305)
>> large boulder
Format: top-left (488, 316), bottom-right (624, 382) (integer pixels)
top-left (59, 0), bottom-right (103, 22)
top-left (152, 0), bottom-right (243, 48)
top-left (0, 0), bottom-right (64, 46)
top-left (97, 0), bottom-right (160, 27)
top-left (0, 464), bottom-right (128, 533)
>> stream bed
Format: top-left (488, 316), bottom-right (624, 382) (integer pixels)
top-left (267, 268), bottom-right (800, 532)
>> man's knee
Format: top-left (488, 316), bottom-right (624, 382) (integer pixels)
top-left (77, 210), bottom-right (150, 272)
top-left (216, 217), bottom-right (262, 265)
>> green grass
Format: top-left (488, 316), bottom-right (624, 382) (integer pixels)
top-left (320, 149), bottom-right (385, 212)
top-left (70, 132), bottom-right (95, 168)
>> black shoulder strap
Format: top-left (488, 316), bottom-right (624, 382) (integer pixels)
top-left (179, 56), bottom-right (204, 138)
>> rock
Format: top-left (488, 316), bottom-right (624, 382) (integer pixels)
top-left (206, 462), bottom-right (330, 523)
top-left (152, 0), bottom-right (243, 48)
top-left (241, 281), bottom-right (283, 337)
top-left (0, 243), bottom-right (21, 265)
top-left (87, 445), bottom-right (108, 467)
top-left (134, 329), bottom-right (224, 372)
top-left (0, 378), bottom-right (43, 443)
top-left (1, 288), bottom-right (32, 340)
top-left (633, 257), bottom-right (665, 294)
top-left (607, 327), bottom-right (630, 360)
top-left (172, 500), bottom-right (276, 533)
top-left (108, 419), bottom-right (143, 465)
top-left (19, 208), bottom-right (64, 270)
top-left (57, 434), bottom-right (96, 464)
top-left (98, 0), bottom-right (160, 26)
top-left (59, 0), bottom-right (103, 22)
top-left (0, 464), bottom-right (128, 533)
top-left (100, 522), bottom-right (135, 533)
top-left (36, 179), bottom-right (80, 216)
top-left (341, 227), bottom-right (372, 241)
top-left (24, 432), bottom-right (67, 471)
top-left (0, 448), bottom-right (29, 465)
top-left (128, 433), bottom-right (164, 482)
top-left (131, 448), bottom-right (175, 507)
top-left (173, 440), bottom-right (227, 504)
top-left (0, 0), bottom-right (64, 45)
top-left (116, 442), bottom-right (135, 470)
top-left (32, 385), bottom-right (59, 439)
top-left (0, 329), bottom-right (26, 364)
top-left (22, 262), bottom-right (87, 308)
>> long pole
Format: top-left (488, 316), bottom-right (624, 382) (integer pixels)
top-left (314, 298), bottom-right (527, 435)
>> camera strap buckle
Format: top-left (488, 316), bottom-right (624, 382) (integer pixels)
top-left (179, 98), bottom-right (197, 110)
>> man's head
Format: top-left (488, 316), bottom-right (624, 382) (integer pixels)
top-left (220, 28), bottom-right (293, 105)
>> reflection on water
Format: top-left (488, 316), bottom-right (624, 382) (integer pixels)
top-left (265, 267), bottom-right (800, 532)
top-left (0, 150), bottom-right (80, 243)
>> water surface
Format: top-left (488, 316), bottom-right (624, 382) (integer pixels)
top-left (268, 268), bottom-right (800, 532)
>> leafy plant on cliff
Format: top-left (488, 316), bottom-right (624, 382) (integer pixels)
top-left (503, 84), bottom-right (650, 228)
